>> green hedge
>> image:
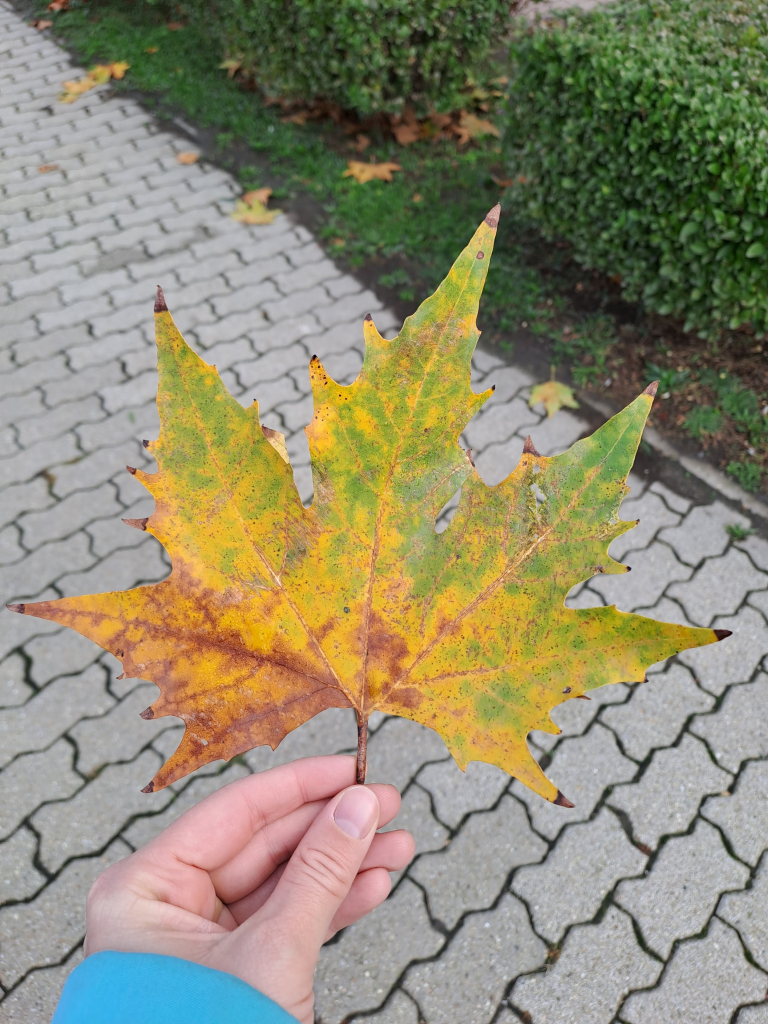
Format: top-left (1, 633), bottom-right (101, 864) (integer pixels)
top-left (504, 0), bottom-right (768, 336)
top-left (177, 0), bottom-right (506, 116)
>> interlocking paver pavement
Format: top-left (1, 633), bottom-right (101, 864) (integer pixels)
top-left (2, 5), bottom-right (768, 1021)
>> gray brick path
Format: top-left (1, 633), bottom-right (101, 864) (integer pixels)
top-left (2, 5), bottom-right (768, 1022)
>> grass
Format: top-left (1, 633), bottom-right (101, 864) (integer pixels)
top-left (28, 0), bottom-right (768, 497)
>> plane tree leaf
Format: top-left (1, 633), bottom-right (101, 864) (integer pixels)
top-left (9, 206), bottom-right (728, 801)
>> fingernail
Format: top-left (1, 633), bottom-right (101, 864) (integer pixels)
top-left (333, 787), bottom-right (379, 840)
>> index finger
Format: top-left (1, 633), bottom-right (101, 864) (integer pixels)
top-left (141, 755), bottom-right (357, 872)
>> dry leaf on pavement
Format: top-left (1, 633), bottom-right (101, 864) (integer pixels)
top-left (59, 62), bottom-right (130, 103)
top-left (176, 152), bottom-right (200, 165)
top-left (529, 379), bottom-right (580, 418)
top-left (343, 161), bottom-right (402, 184)
top-left (38, 164), bottom-right (59, 173)
top-left (231, 188), bottom-right (282, 225)
top-left (31, 19), bottom-right (53, 29)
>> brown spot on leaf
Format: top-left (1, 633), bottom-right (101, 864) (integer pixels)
top-left (714, 629), bottom-right (732, 641)
top-left (123, 517), bottom-right (148, 531)
top-left (155, 286), bottom-right (168, 313)
top-left (476, 250), bottom-right (485, 260)
top-left (643, 380), bottom-right (659, 398)
top-left (484, 203), bottom-right (501, 229)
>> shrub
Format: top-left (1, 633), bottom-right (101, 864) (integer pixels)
top-left (504, 0), bottom-right (768, 336)
top-left (178, 0), bottom-right (507, 116)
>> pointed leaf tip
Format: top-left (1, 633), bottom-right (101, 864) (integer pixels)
top-left (364, 313), bottom-right (372, 322)
top-left (126, 466), bottom-right (137, 475)
top-left (714, 629), bottom-right (732, 641)
top-left (154, 286), bottom-right (167, 313)
top-left (7, 603), bottom-right (24, 614)
top-left (523, 435), bottom-right (541, 456)
top-left (643, 380), bottom-right (659, 397)
top-left (123, 517), bottom-right (148, 531)
top-left (554, 790), bottom-right (575, 808)
top-left (141, 781), bottom-right (155, 793)
top-left (140, 706), bottom-right (154, 719)
top-left (485, 203), bottom-right (501, 229)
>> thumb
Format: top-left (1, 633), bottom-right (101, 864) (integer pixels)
top-left (266, 785), bottom-right (380, 953)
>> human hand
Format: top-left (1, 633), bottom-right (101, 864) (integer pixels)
top-left (84, 755), bottom-right (414, 1023)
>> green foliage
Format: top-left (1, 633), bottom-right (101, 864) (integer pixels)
top-left (725, 522), bottom-right (756, 540)
top-left (504, 0), bottom-right (768, 336)
top-left (645, 363), bottom-right (690, 395)
top-left (177, 0), bottom-right (506, 115)
top-left (700, 369), bottom-right (768, 446)
top-left (727, 460), bottom-right (765, 491)
top-left (552, 315), bottom-right (616, 386)
top-left (684, 406), bottom-right (723, 439)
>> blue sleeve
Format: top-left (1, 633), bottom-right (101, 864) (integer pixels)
top-left (52, 951), bottom-right (300, 1024)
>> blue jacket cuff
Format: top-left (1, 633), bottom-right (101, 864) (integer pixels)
top-left (52, 950), bottom-right (300, 1024)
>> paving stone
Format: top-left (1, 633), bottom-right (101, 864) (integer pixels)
top-left (26, 627), bottom-right (100, 687)
top-left (0, 738), bottom-right (82, 840)
top-left (416, 758), bottom-right (510, 829)
top-left (622, 917), bottom-right (767, 1024)
top-left (0, 828), bottom-right (45, 906)
top-left (350, 990), bottom-right (419, 1024)
top-left (57, 538), bottom-right (168, 597)
top-left (18, 483), bottom-right (120, 551)
top-left (244, 707), bottom-right (357, 773)
top-left (380, 784), bottom-right (449, 879)
top-left (462, 399), bottom-right (539, 451)
top-left (608, 489), bottom-right (681, 561)
top-left (0, 839), bottom-right (128, 988)
top-left (76, 402), bottom-right (160, 452)
top-left (737, 1006), bottom-right (768, 1023)
top-left (0, 432), bottom-right (79, 492)
top-left (702, 760), bottom-right (768, 866)
top-left (658, 501), bottom-right (751, 566)
top-left (0, 479), bottom-right (52, 533)
top-left (0, 947), bottom-right (83, 1024)
top-left (122, 762), bottom-right (250, 849)
top-left (511, 906), bottom-right (661, 1024)
top-left (0, 523), bottom-right (23, 565)
top-left (68, 682), bottom-right (166, 775)
top-left (315, 880), bottom-right (444, 1024)
top-left (616, 820), bottom-right (750, 959)
top-left (404, 894), bottom-right (546, 1024)
top-left (412, 796), bottom-right (546, 929)
top-left (32, 749), bottom-right (170, 872)
top-left (684, 603), bottom-right (768, 692)
top-left (530, 682), bottom-right (629, 752)
top-left (51, 439), bottom-right (147, 498)
top-left (719, 853), bottom-right (768, 971)
top-left (692, 675), bottom-right (768, 772)
top-left (738, 533), bottom-right (768, 572)
top-left (513, 808), bottom-right (646, 942)
top-left (0, 654), bottom-right (32, 709)
top-left (0, 663), bottom-right (113, 768)
top-left (0, 530), bottom-right (96, 601)
top-left (513, 724), bottom-right (637, 840)
top-left (609, 735), bottom-right (732, 850)
top-left (365, 716), bottom-right (449, 792)
top-left (590, 541), bottom-right (692, 612)
top-left (668, 549), bottom-right (767, 626)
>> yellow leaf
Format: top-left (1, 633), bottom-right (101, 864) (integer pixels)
top-left (343, 160), bottom-right (402, 184)
top-left (231, 189), bottom-right (282, 225)
top-left (219, 58), bottom-right (242, 78)
top-left (110, 62), bottom-right (130, 81)
top-left (529, 379), bottom-right (580, 418)
top-left (59, 62), bottom-right (129, 102)
top-left (13, 211), bottom-right (725, 803)
top-left (177, 152), bottom-right (200, 165)
top-left (145, 47), bottom-right (159, 54)
top-left (454, 112), bottom-right (501, 145)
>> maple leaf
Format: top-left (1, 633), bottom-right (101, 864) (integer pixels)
top-left (343, 161), bottom-right (402, 184)
top-left (453, 112), bottom-right (501, 146)
top-left (231, 188), bottom-right (282, 225)
top-left (10, 207), bottom-right (728, 801)
top-left (529, 379), bottom-right (580, 418)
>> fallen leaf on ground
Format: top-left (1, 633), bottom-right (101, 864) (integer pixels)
top-left (219, 59), bottom-right (242, 78)
top-left (31, 19), bottom-right (53, 29)
top-left (391, 109), bottom-right (421, 145)
top-left (59, 62), bottom-right (130, 102)
top-left (343, 160), bottom-right (401, 184)
top-left (47, 0), bottom-right (69, 9)
top-left (38, 164), bottom-right (59, 173)
top-left (453, 112), bottom-right (501, 145)
top-left (529, 379), bottom-right (580, 418)
top-left (412, 193), bottom-right (423, 202)
top-left (231, 188), bottom-right (282, 224)
top-left (355, 134), bottom-right (371, 153)
top-left (176, 152), bottom-right (199, 165)
top-left (145, 47), bottom-right (159, 54)
top-left (166, 22), bottom-right (184, 30)
top-left (12, 206), bottom-right (726, 800)
top-left (492, 175), bottom-right (514, 188)
top-left (281, 111), bottom-right (308, 125)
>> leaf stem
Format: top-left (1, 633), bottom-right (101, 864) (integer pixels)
top-left (356, 712), bottom-right (368, 785)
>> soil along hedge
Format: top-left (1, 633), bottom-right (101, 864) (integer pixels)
top-left (504, 0), bottom-right (768, 337)
top-left (178, 0), bottom-right (506, 116)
